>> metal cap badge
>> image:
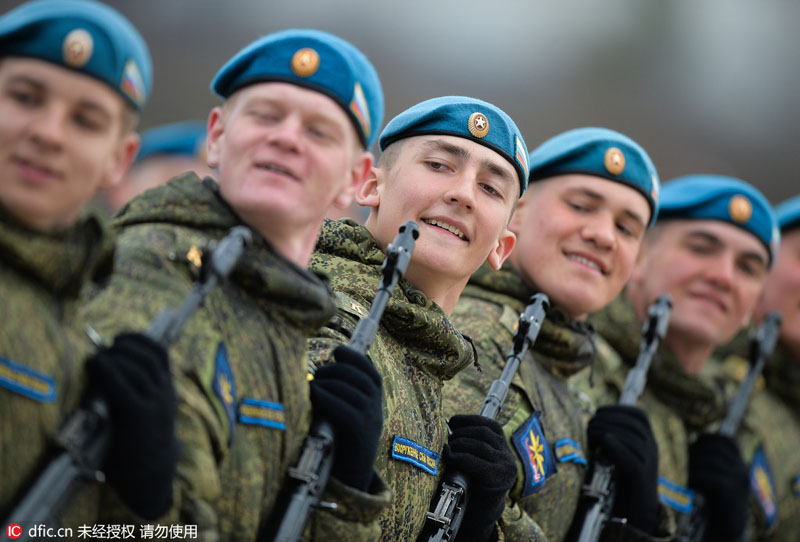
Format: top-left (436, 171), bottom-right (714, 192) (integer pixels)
top-left (62, 28), bottom-right (93, 68)
top-left (729, 195), bottom-right (753, 223)
top-left (468, 112), bottom-right (489, 139)
top-left (604, 147), bottom-right (626, 175)
top-left (291, 47), bottom-right (320, 77)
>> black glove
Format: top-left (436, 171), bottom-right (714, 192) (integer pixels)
top-left (688, 433), bottom-right (749, 541)
top-left (309, 346), bottom-right (383, 492)
top-left (587, 405), bottom-right (660, 534)
top-left (85, 332), bottom-right (177, 520)
top-left (444, 415), bottom-right (517, 542)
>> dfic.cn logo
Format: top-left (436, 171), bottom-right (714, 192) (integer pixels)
top-left (6, 523), bottom-right (22, 539)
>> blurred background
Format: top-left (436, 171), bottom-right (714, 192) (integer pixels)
top-left (8, 0), bottom-right (799, 202)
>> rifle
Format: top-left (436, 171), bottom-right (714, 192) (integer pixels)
top-left (675, 310), bottom-right (782, 542)
top-left (568, 294), bottom-right (673, 542)
top-left (272, 221), bottom-right (419, 542)
top-left (1, 226), bottom-right (253, 541)
top-left (420, 292), bottom-right (550, 542)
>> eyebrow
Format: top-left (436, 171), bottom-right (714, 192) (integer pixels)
top-left (685, 229), bottom-right (769, 266)
top-left (7, 74), bottom-right (115, 121)
top-left (422, 139), bottom-right (514, 185)
top-left (572, 186), bottom-right (646, 228)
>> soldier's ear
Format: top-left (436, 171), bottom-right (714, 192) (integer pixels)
top-left (486, 229), bottom-right (516, 270)
top-left (332, 151), bottom-right (373, 209)
top-left (355, 166), bottom-right (381, 208)
top-left (205, 107), bottom-right (225, 168)
top-left (100, 131), bottom-right (140, 190)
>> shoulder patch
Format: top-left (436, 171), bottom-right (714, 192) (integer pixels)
top-left (750, 445), bottom-right (778, 529)
top-left (511, 411), bottom-right (557, 497)
top-left (553, 438), bottom-right (587, 466)
top-left (658, 476), bottom-right (695, 514)
top-left (792, 474), bottom-right (800, 498)
top-left (212, 342), bottom-right (236, 445)
top-left (391, 435), bottom-right (439, 475)
top-left (0, 355), bottom-right (56, 403)
top-left (238, 398), bottom-right (286, 430)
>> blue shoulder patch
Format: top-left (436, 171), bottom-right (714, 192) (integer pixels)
top-left (212, 342), bottom-right (236, 445)
top-left (511, 411), bottom-right (557, 497)
top-left (658, 476), bottom-right (695, 514)
top-left (391, 435), bottom-right (439, 475)
top-left (750, 445), bottom-right (778, 529)
top-left (792, 474), bottom-right (800, 498)
top-left (238, 398), bottom-right (286, 430)
top-left (553, 438), bottom-right (587, 467)
top-left (0, 355), bottom-right (56, 403)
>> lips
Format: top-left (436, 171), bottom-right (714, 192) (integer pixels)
top-left (563, 250), bottom-right (608, 274)
top-left (254, 161), bottom-right (299, 181)
top-left (13, 155), bottom-right (61, 184)
top-left (688, 291), bottom-right (729, 313)
top-left (422, 217), bottom-right (469, 241)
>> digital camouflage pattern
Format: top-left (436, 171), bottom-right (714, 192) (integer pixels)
top-left (443, 263), bottom-right (593, 542)
top-left (578, 294), bottom-right (770, 539)
top-left (307, 218), bottom-right (475, 541)
top-left (81, 173), bottom-right (388, 541)
top-left (0, 204), bottom-right (113, 526)
top-left (445, 264), bottom-right (672, 542)
top-left (715, 330), bottom-right (800, 541)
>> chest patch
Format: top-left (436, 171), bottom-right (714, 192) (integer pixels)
top-left (391, 435), bottom-right (439, 475)
top-left (0, 355), bottom-right (56, 403)
top-left (212, 342), bottom-right (236, 444)
top-left (750, 445), bottom-right (778, 529)
top-left (553, 438), bottom-right (587, 467)
top-left (658, 476), bottom-right (695, 514)
top-left (511, 411), bottom-right (557, 497)
top-left (238, 398), bottom-right (286, 430)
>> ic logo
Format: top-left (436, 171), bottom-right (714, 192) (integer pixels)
top-left (6, 524), bottom-right (21, 539)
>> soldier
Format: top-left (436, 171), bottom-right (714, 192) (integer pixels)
top-left (307, 96), bottom-right (528, 541)
top-left (82, 29), bottom-right (388, 540)
top-left (443, 127), bottom-right (671, 541)
top-left (0, 0), bottom-right (178, 529)
top-left (578, 175), bottom-right (779, 541)
top-left (104, 120), bottom-right (214, 213)
top-left (714, 193), bottom-right (800, 540)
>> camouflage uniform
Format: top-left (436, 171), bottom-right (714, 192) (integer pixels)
top-left (0, 204), bottom-right (113, 524)
top-left (306, 218), bottom-right (475, 541)
top-left (444, 264), bottom-right (673, 542)
top-left (82, 173), bottom-right (388, 541)
top-left (714, 332), bottom-right (800, 541)
top-left (577, 294), bottom-right (768, 539)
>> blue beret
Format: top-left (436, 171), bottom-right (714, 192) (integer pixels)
top-left (775, 194), bottom-right (800, 233)
top-left (135, 121), bottom-right (207, 163)
top-left (0, 0), bottom-right (152, 110)
top-left (379, 96), bottom-right (529, 195)
top-left (528, 127), bottom-right (660, 225)
top-left (211, 29), bottom-right (383, 150)
top-left (659, 174), bottom-right (780, 265)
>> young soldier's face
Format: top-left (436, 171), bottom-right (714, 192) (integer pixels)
top-left (0, 58), bottom-right (138, 231)
top-left (755, 228), bottom-right (800, 357)
top-left (359, 135), bottom-right (517, 292)
top-left (206, 82), bottom-right (371, 238)
top-left (509, 174), bottom-right (649, 320)
top-left (630, 219), bottom-right (769, 347)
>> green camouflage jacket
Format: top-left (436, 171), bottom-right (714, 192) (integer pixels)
top-left (81, 173), bottom-right (388, 541)
top-left (580, 294), bottom-right (781, 540)
top-left (715, 330), bottom-right (800, 541)
top-left (444, 264), bottom-right (672, 542)
top-left (307, 218), bottom-right (476, 541)
top-left (0, 204), bottom-right (113, 527)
